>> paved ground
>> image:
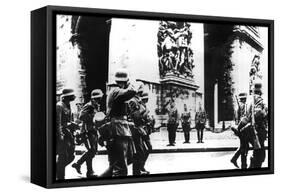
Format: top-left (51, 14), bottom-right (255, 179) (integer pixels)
top-left (65, 150), bottom-right (268, 179)
top-left (75, 128), bottom-right (268, 154)
top-left (66, 128), bottom-right (269, 179)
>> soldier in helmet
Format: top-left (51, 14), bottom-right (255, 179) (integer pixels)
top-left (105, 68), bottom-right (137, 177)
top-left (249, 82), bottom-right (267, 168)
top-left (140, 91), bottom-right (153, 174)
top-left (231, 83), bottom-right (267, 169)
top-left (72, 89), bottom-right (104, 178)
top-left (127, 82), bottom-right (150, 175)
top-left (56, 88), bottom-right (76, 180)
top-left (231, 92), bottom-right (248, 168)
top-left (181, 104), bottom-right (191, 143)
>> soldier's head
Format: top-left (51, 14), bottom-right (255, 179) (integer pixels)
top-left (115, 68), bottom-right (129, 89)
top-left (136, 81), bottom-right (145, 96)
top-left (170, 101), bottom-right (176, 109)
top-left (90, 89), bottom-right (103, 104)
top-left (141, 92), bottom-right (149, 104)
top-left (61, 88), bottom-right (76, 102)
top-left (239, 93), bottom-right (247, 103)
top-left (253, 82), bottom-right (262, 96)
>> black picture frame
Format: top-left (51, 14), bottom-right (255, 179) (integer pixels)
top-left (31, 5), bottom-right (274, 188)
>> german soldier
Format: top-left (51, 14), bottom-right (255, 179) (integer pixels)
top-left (165, 95), bottom-right (179, 146)
top-left (72, 89), bottom-right (104, 178)
top-left (127, 83), bottom-right (149, 175)
top-left (181, 104), bottom-right (191, 143)
top-left (195, 105), bottom-right (206, 143)
top-left (56, 88), bottom-right (77, 180)
top-left (249, 82), bottom-right (267, 168)
top-left (106, 68), bottom-right (137, 177)
top-left (140, 91), bottom-right (153, 174)
top-left (231, 92), bottom-right (248, 168)
top-left (231, 83), bottom-right (267, 169)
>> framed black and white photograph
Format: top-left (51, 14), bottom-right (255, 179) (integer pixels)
top-left (31, 5), bottom-right (274, 188)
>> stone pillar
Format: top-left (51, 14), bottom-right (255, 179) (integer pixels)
top-left (214, 81), bottom-right (219, 129)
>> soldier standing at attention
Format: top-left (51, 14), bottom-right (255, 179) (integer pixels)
top-left (195, 105), bottom-right (206, 143)
top-left (181, 104), bottom-right (191, 144)
top-left (72, 89), bottom-right (104, 178)
top-left (56, 88), bottom-right (76, 180)
top-left (106, 68), bottom-right (137, 177)
top-left (165, 96), bottom-right (179, 146)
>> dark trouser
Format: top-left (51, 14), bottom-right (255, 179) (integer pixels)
top-left (133, 134), bottom-right (151, 175)
top-left (132, 132), bottom-right (147, 175)
top-left (76, 130), bottom-right (98, 174)
top-left (141, 136), bottom-right (152, 171)
top-left (196, 123), bottom-right (205, 142)
top-left (182, 123), bottom-right (191, 142)
top-left (231, 137), bottom-right (249, 169)
top-left (167, 123), bottom-right (177, 144)
top-left (107, 137), bottom-right (131, 177)
top-left (56, 130), bottom-right (75, 180)
top-left (249, 128), bottom-right (267, 168)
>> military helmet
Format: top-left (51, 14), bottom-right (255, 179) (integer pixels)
top-left (141, 92), bottom-right (149, 100)
top-left (136, 81), bottom-right (145, 95)
top-left (114, 68), bottom-right (129, 83)
top-left (238, 92), bottom-right (247, 99)
top-left (253, 82), bottom-right (262, 91)
top-left (91, 89), bottom-right (103, 99)
top-left (61, 88), bottom-right (75, 98)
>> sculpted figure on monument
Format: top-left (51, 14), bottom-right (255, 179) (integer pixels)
top-left (158, 21), bottom-right (194, 78)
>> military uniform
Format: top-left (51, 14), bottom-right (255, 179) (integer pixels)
top-left (181, 111), bottom-right (191, 143)
top-left (248, 94), bottom-right (267, 168)
top-left (128, 95), bottom-right (149, 175)
top-left (231, 93), bottom-right (248, 169)
top-left (195, 109), bottom-right (206, 143)
top-left (56, 89), bottom-right (76, 180)
top-left (166, 102), bottom-right (179, 146)
top-left (231, 84), bottom-right (267, 169)
top-left (106, 83), bottom-right (137, 177)
top-left (72, 101), bottom-right (100, 177)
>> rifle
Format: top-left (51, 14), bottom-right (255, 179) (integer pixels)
top-left (251, 94), bottom-right (261, 149)
top-left (235, 95), bottom-right (240, 122)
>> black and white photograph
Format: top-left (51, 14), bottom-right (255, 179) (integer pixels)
top-left (55, 13), bottom-right (270, 181)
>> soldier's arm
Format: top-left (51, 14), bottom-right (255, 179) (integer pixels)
top-left (79, 104), bottom-right (93, 123)
top-left (115, 85), bottom-right (137, 102)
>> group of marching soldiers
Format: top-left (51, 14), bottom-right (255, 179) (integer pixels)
top-left (56, 68), bottom-right (154, 180)
top-left (230, 82), bottom-right (268, 169)
top-left (56, 70), bottom-right (268, 179)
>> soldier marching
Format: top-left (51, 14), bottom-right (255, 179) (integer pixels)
top-left (56, 67), bottom-right (268, 179)
top-left (56, 88), bottom-right (78, 180)
top-left (72, 89), bottom-right (104, 178)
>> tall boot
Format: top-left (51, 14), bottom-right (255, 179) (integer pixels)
top-left (197, 129), bottom-right (200, 143)
top-left (200, 129), bottom-right (204, 143)
top-left (86, 158), bottom-right (97, 178)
